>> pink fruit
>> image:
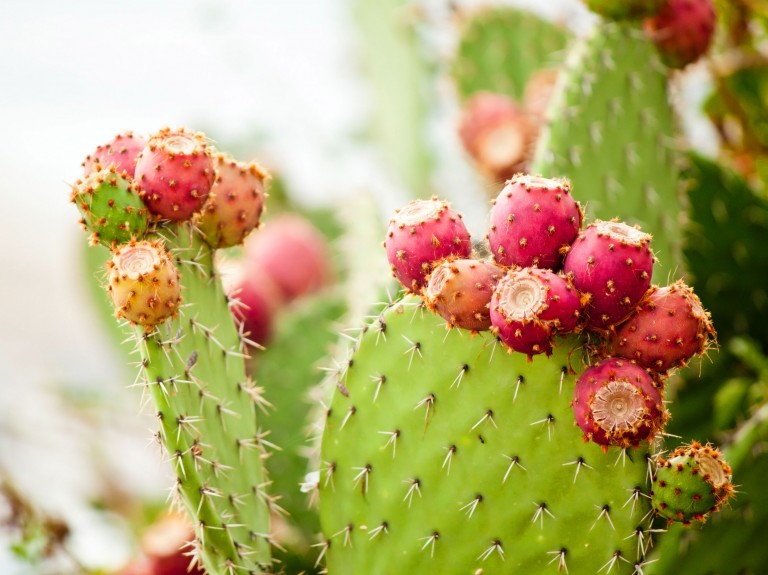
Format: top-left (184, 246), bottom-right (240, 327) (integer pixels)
top-left (198, 153), bottom-right (269, 248)
top-left (82, 131), bottom-right (147, 178)
top-left (609, 280), bottom-right (716, 372)
top-left (572, 358), bottom-right (667, 448)
top-left (134, 127), bottom-right (215, 221)
top-left (644, 0), bottom-right (716, 69)
top-left (423, 258), bottom-right (503, 331)
top-left (488, 174), bottom-right (582, 270)
top-left (385, 198), bottom-right (472, 292)
top-left (245, 214), bottom-right (331, 302)
top-left (563, 220), bottom-right (654, 329)
top-left (107, 240), bottom-right (182, 330)
top-left (119, 514), bottom-right (205, 575)
top-left (228, 271), bottom-right (284, 347)
top-left (489, 267), bottom-right (582, 357)
top-left (458, 92), bottom-right (535, 182)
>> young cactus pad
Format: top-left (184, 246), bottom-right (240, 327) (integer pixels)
top-left (318, 296), bottom-right (652, 575)
top-left (531, 22), bottom-right (681, 277)
top-left (133, 224), bottom-right (272, 573)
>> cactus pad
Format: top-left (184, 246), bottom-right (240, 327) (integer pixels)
top-left (319, 295), bottom-right (653, 575)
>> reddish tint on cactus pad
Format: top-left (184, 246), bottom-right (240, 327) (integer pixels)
top-left (385, 198), bottom-right (472, 292)
top-left (488, 174), bottom-right (582, 271)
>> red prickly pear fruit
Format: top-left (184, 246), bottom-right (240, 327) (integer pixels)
top-left (644, 0), bottom-right (716, 69)
top-left (572, 358), bottom-right (667, 448)
top-left (583, 0), bottom-right (666, 20)
top-left (488, 174), bottom-right (583, 271)
top-left (651, 441), bottom-right (734, 524)
top-left (134, 127), bottom-right (215, 221)
top-left (119, 514), bottom-right (205, 575)
top-left (489, 267), bottom-right (582, 358)
top-left (82, 131), bottom-right (148, 179)
top-left (107, 240), bottom-right (182, 330)
top-left (458, 92), bottom-right (535, 183)
top-left (198, 153), bottom-right (269, 248)
top-left (423, 258), bottom-right (504, 331)
top-left (226, 270), bottom-right (283, 348)
top-left (563, 220), bottom-right (654, 329)
top-left (609, 280), bottom-right (716, 373)
top-left (244, 214), bottom-right (331, 302)
top-left (384, 198), bottom-right (472, 292)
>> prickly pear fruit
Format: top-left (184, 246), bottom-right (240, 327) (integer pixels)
top-left (134, 128), bottom-right (215, 221)
top-left (71, 166), bottom-right (149, 246)
top-left (564, 220), bottom-right (654, 329)
top-left (228, 271), bottom-right (284, 348)
top-left (458, 92), bottom-right (534, 183)
top-left (644, 0), bottom-right (716, 69)
top-left (488, 174), bottom-right (582, 270)
top-left (424, 258), bottom-right (503, 331)
top-left (107, 240), bottom-right (182, 329)
top-left (197, 153), bottom-right (268, 248)
top-left (583, 0), bottom-right (665, 20)
top-left (120, 515), bottom-right (204, 575)
top-left (609, 280), bottom-right (716, 372)
top-left (490, 267), bottom-right (582, 357)
top-left (385, 198), bottom-right (472, 292)
top-left (573, 358), bottom-right (667, 448)
top-left (82, 131), bottom-right (147, 178)
top-left (244, 214), bottom-right (331, 302)
top-left (651, 442), bottom-right (734, 524)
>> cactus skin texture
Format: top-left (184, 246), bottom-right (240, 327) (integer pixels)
top-left (198, 153), bottom-right (268, 249)
top-left (564, 220), bottom-right (654, 330)
top-left (424, 258), bottom-right (502, 331)
top-left (530, 23), bottom-right (681, 281)
top-left (71, 166), bottom-right (150, 246)
top-left (319, 296), bottom-right (651, 575)
top-left (488, 174), bottom-right (582, 270)
top-left (651, 442), bottom-right (734, 524)
top-left (82, 131), bottom-right (147, 178)
top-left (583, 0), bottom-right (666, 20)
top-left (644, 0), bottom-right (716, 70)
top-left (573, 358), bottom-right (667, 448)
top-left (384, 198), bottom-right (472, 292)
top-left (609, 280), bottom-right (716, 373)
top-left (107, 240), bottom-right (182, 329)
top-left (135, 128), bottom-right (215, 221)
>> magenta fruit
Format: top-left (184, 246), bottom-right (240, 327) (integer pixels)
top-left (244, 214), bottom-right (331, 302)
top-left (458, 92), bottom-right (535, 183)
top-left (423, 258), bottom-right (503, 331)
top-left (644, 0), bottom-right (716, 69)
top-left (134, 127), bottom-right (215, 221)
top-left (489, 267), bottom-right (582, 357)
top-left (572, 358), bottom-right (667, 448)
top-left (563, 219), bottom-right (654, 329)
top-left (488, 174), bottom-right (582, 270)
top-left (227, 271), bottom-right (283, 348)
top-left (609, 280), bottom-right (716, 372)
top-left (384, 198), bottom-right (472, 292)
top-left (107, 240), bottom-right (182, 329)
top-left (198, 153), bottom-right (269, 248)
top-left (82, 131), bottom-right (148, 179)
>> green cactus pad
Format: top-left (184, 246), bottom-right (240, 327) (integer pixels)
top-left (531, 22), bottom-right (681, 278)
top-left (651, 442), bottom-right (733, 524)
top-left (453, 7), bottom-right (571, 102)
top-left (319, 296), bottom-right (652, 575)
top-left (134, 224), bottom-right (271, 573)
top-left (583, 0), bottom-right (665, 20)
top-left (71, 167), bottom-right (149, 246)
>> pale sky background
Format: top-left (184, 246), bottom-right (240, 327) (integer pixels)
top-left (0, 0), bottom-right (713, 571)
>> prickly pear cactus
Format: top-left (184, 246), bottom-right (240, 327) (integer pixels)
top-left (318, 297), bottom-right (652, 574)
top-left (531, 22), bottom-right (682, 277)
